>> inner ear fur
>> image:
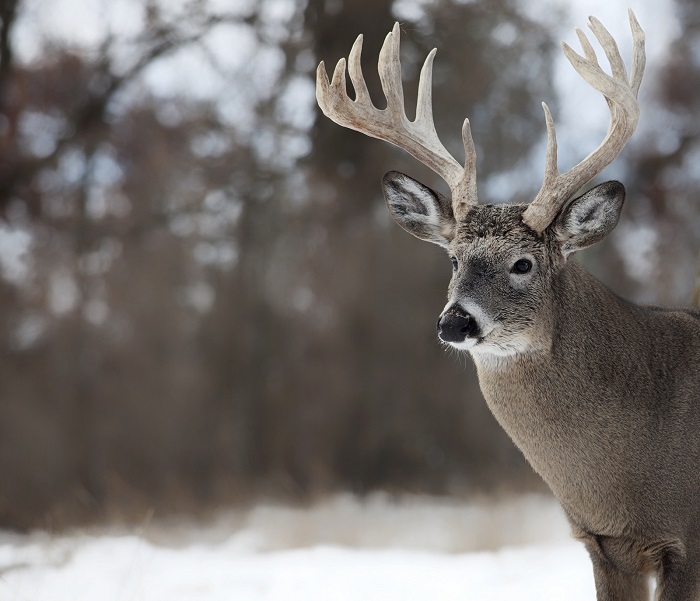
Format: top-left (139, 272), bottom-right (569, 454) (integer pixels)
top-left (382, 171), bottom-right (456, 248)
top-left (551, 181), bottom-right (625, 255)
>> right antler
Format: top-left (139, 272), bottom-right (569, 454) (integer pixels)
top-left (316, 23), bottom-right (478, 218)
top-left (522, 9), bottom-right (646, 232)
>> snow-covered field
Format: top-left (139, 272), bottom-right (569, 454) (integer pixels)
top-left (0, 494), bottom-right (596, 601)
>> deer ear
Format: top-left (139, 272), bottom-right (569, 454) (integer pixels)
top-left (382, 171), bottom-right (455, 249)
top-left (552, 181), bottom-right (625, 255)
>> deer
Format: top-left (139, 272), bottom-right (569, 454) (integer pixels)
top-left (316, 10), bottom-right (700, 601)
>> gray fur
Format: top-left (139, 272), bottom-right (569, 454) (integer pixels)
top-left (383, 171), bottom-right (455, 248)
top-left (382, 172), bottom-right (700, 601)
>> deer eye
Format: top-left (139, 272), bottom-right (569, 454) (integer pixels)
top-left (512, 259), bottom-right (532, 274)
top-left (450, 257), bottom-right (458, 271)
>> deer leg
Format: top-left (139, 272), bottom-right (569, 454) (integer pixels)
top-left (655, 547), bottom-right (700, 601)
top-left (583, 536), bottom-right (650, 601)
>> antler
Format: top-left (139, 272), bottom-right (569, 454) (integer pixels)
top-left (316, 23), bottom-right (478, 218)
top-left (522, 9), bottom-right (646, 233)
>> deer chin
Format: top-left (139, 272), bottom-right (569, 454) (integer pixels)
top-left (446, 337), bottom-right (480, 351)
top-left (469, 330), bottom-right (543, 362)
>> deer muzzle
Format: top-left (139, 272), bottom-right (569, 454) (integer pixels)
top-left (437, 304), bottom-right (480, 343)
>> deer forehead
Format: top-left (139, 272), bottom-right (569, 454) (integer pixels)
top-left (452, 205), bottom-right (542, 253)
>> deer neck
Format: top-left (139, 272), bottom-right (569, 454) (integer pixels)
top-left (469, 260), bottom-right (647, 526)
top-left (469, 257), bottom-right (645, 458)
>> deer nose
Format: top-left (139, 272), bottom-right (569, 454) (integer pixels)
top-left (437, 305), bottom-right (478, 343)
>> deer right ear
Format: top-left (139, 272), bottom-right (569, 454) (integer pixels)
top-left (382, 171), bottom-right (455, 249)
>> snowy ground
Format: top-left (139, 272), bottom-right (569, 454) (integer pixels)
top-left (0, 493), bottom-right (597, 601)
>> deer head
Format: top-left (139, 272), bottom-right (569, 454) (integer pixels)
top-left (316, 11), bottom-right (645, 358)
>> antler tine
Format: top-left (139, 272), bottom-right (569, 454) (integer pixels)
top-left (588, 16), bottom-right (627, 82)
top-left (522, 10), bottom-right (645, 233)
top-left (415, 47), bottom-right (437, 128)
top-left (316, 23), bottom-right (478, 217)
top-left (628, 9), bottom-right (646, 96)
top-left (378, 23), bottom-right (406, 116)
top-left (348, 35), bottom-right (371, 105)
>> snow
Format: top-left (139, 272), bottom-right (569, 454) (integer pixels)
top-left (0, 494), bottom-right (596, 601)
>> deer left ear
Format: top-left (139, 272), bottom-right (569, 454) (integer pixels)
top-left (551, 181), bottom-right (625, 255)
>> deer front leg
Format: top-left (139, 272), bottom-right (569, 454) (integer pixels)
top-left (655, 546), bottom-right (700, 601)
top-left (582, 535), bottom-right (650, 601)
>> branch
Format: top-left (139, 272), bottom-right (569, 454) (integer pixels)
top-left (0, 0), bottom-right (19, 106)
top-left (0, 11), bottom-right (242, 211)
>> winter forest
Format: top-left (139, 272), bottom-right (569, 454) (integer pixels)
top-left (0, 0), bottom-right (698, 533)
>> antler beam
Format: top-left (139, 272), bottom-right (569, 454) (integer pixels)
top-left (316, 23), bottom-right (478, 218)
top-left (522, 9), bottom-right (646, 233)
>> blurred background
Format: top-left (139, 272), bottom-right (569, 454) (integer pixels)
top-left (0, 0), bottom-right (697, 532)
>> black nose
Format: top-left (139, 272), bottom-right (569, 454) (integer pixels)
top-left (437, 306), bottom-right (477, 343)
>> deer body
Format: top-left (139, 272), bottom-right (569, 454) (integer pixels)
top-left (477, 261), bottom-right (700, 538)
top-left (478, 259), bottom-right (700, 599)
top-left (317, 10), bottom-right (700, 600)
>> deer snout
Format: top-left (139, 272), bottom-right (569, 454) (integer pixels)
top-left (437, 305), bottom-right (479, 343)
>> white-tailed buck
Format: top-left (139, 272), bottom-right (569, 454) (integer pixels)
top-left (317, 10), bottom-right (700, 601)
